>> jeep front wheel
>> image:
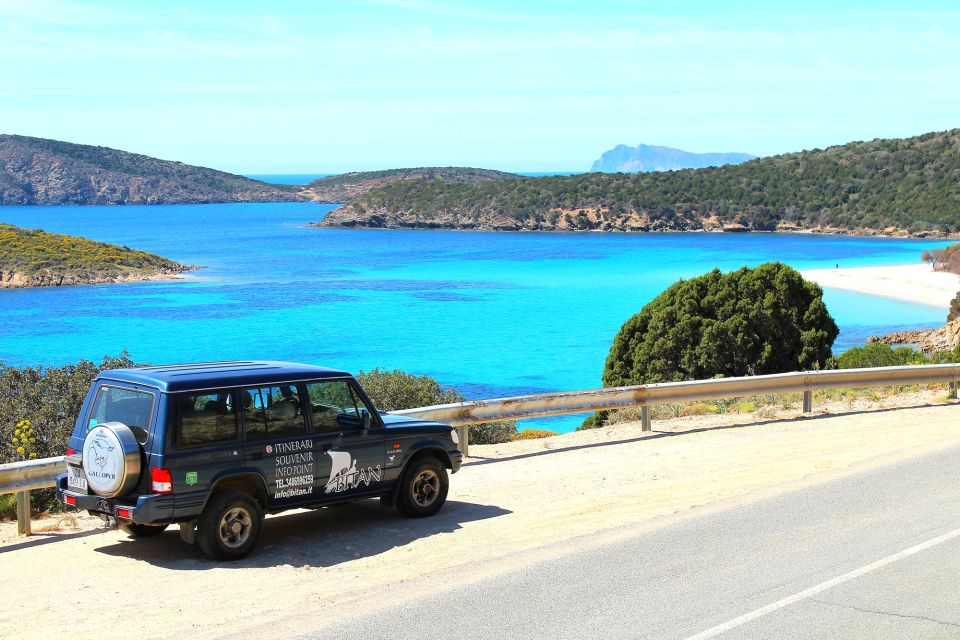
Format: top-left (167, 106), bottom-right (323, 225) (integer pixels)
top-left (197, 491), bottom-right (263, 560)
top-left (118, 522), bottom-right (168, 538)
top-left (397, 458), bottom-right (448, 518)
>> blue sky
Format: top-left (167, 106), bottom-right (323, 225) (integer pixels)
top-left (1, 0), bottom-right (958, 173)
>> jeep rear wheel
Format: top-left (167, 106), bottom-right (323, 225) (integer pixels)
top-left (197, 491), bottom-right (263, 560)
top-left (118, 522), bottom-right (168, 538)
top-left (397, 458), bottom-right (448, 518)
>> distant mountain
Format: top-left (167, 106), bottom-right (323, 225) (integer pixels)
top-left (0, 135), bottom-right (303, 205)
top-left (591, 144), bottom-right (756, 173)
top-left (321, 129), bottom-right (960, 237)
top-left (303, 167), bottom-right (523, 204)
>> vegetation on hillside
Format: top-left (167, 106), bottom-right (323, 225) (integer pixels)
top-left (308, 167), bottom-right (521, 188)
top-left (327, 130), bottom-right (960, 234)
top-left (0, 223), bottom-right (191, 285)
top-left (304, 167), bottom-right (522, 204)
top-left (0, 134), bottom-right (302, 205)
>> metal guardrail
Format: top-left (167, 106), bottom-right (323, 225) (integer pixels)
top-left (3, 364), bottom-right (959, 536)
top-left (0, 457), bottom-right (67, 535)
top-left (394, 364), bottom-right (960, 450)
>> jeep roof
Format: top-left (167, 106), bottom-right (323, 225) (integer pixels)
top-left (96, 360), bottom-right (351, 393)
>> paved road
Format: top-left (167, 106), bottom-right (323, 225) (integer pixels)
top-left (302, 443), bottom-right (960, 639)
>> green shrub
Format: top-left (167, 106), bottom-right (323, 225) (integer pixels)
top-left (836, 343), bottom-right (920, 369)
top-left (356, 367), bottom-right (464, 410)
top-left (577, 414), bottom-right (604, 430)
top-left (468, 422), bottom-right (518, 444)
top-left (513, 429), bottom-right (558, 440)
top-left (0, 352), bottom-right (143, 512)
top-left (603, 263), bottom-right (838, 386)
top-left (356, 368), bottom-right (516, 445)
top-left (0, 494), bottom-right (16, 521)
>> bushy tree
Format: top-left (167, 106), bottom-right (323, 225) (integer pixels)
top-left (602, 262), bottom-right (838, 386)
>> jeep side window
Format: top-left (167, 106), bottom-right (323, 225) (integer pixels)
top-left (241, 385), bottom-right (307, 441)
top-left (305, 380), bottom-right (369, 432)
top-left (178, 392), bottom-right (238, 446)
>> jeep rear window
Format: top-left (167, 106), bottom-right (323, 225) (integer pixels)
top-left (88, 386), bottom-right (155, 444)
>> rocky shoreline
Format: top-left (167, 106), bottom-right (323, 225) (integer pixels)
top-left (870, 320), bottom-right (960, 354)
top-left (0, 264), bottom-right (200, 289)
top-left (315, 207), bottom-right (957, 240)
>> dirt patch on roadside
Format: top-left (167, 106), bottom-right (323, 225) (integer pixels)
top-left (2, 391), bottom-right (959, 639)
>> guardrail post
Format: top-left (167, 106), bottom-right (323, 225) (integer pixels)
top-left (950, 381), bottom-right (958, 400)
top-left (457, 425), bottom-right (470, 457)
top-left (641, 406), bottom-right (651, 432)
top-left (802, 390), bottom-right (813, 414)
top-left (16, 490), bottom-right (31, 536)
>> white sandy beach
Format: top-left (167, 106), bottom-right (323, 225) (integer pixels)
top-left (801, 263), bottom-right (960, 310)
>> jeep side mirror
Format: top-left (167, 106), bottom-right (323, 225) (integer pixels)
top-left (360, 409), bottom-right (371, 435)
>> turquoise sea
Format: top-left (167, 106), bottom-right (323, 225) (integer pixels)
top-left (0, 201), bottom-right (951, 431)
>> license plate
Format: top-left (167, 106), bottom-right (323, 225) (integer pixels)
top-left (67, 466), bottom-right (88, 492)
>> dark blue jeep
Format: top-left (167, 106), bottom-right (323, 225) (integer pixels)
top-left (55, 361), bottom-right (462, 560)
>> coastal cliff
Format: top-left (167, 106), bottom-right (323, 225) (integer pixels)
top-left (0, 135), bottom-right (303, 205)
top-left (0, 223), bottom-right (196, 288)
top-left (319, 129), bottom-right (960, 237)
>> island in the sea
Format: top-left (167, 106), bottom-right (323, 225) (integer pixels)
top-left (590, 143), bottom-right (755, 172)
top-left (319, 129), bottom-right (960, 238)
top-left (0, 223), bottom-right (196, 288)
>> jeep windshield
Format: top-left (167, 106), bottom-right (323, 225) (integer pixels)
top-left (88, 386), bottom-right (155, 444)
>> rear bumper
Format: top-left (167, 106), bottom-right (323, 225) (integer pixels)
top-left (56, 473), bottom-right (175, 525)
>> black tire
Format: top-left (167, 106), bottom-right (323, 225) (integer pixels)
top-left (397, 457), bottom-right (448, 518)
top-left (118, 522), bottom-right (169, 538)
top-left (196, 491), bottom-right (263, 560)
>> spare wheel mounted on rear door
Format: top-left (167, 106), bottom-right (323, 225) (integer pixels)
top-left (82, 422), bottom-right (142, 498)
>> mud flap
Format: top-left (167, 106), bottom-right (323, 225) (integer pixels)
top-left (179, 520), bottom-right (197, 545)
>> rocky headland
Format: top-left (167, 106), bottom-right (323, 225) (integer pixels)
top-left (0, 135), bottom-right (303, 205)
top-left (318, 129), bottom-right (960, 238)
top-left (0, 223), bottom-right (197, 288)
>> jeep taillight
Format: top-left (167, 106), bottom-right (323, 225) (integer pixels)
top-left (151, 467), bottom-right (173, 494)
top-left (66, 447), bottom-right (75, 456)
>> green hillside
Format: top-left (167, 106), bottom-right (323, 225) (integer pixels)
top-left (304, 166), bottom-right (522, 204)
top-left (0, 135), bottom-right (302, 205)
top-left (322, 130), bottom-right (960, 234)
top-left (0, 223), bottom-right (192, 287)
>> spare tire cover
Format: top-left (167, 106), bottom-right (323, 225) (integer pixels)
top-left (82, 422), bottom-right (142, 498)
